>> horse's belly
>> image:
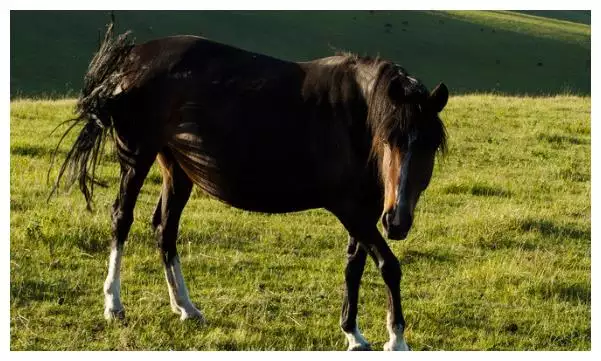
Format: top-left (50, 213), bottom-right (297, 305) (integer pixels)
top-left (167, 122), bottom-right (345, 213)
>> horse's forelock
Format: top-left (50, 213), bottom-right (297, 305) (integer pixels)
top-left (366, 62), bottom-right (409, 155)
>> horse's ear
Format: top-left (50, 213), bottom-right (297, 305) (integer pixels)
top-left (387, 77), bottom-right (405, 103)
top-left (429, 82), bottom-right (448, 112)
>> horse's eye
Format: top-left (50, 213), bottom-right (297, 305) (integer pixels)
top-left (398, 141), bottom-right (409, 152)
top-left (388, 130), bottom-right (407, 149)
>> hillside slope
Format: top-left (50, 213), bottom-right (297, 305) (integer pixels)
top-left (10, 10), bottom-right (590, 97)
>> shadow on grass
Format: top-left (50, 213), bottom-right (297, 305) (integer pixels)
top-left (11, 144), bottom-right (121, 171)
top-left (519, 218), bottom-right (589, 241)
top-left (11, 144), bottom-right (46, 158)
top-left (11, 278), bottom-right (84, 307)
top-left (475, 235), bottom-right (539, 251)
top-left (559, 167), bottom-right (590, 182)
top-left (10, 198), bottom-right (27, 212)
top-left (10, 11), bottom-right (591, 97)
top-left (443, 183), bottom-right (511, 198)
top-left (530, 281), bottom-right (591, 305)
top-left (181, 225), bottom-right (264, 253)
top-left (11, 144), bottom-right (62, 158)
top-left (555, 283), bottom-right (591, 304)
top-left (48, 226), bottom-right (110, 254)
top-left (548, 328), bottom-right (591, 348)
top-left (402, 248), bottom-right (457, 265)
top-left (537, 133), bottom-right (588, 146)
top-left (146, 172), bottom-right (162, 185)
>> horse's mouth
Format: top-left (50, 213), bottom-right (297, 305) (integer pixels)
top-left (382, 211), bottom-right (411, 240)
top-left (385, 228), bottom-right (408, 241)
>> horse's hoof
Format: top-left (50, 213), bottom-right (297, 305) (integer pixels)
top-left (104, 308), bottom-right (125, 321)
top-left (179, 309), bottom-right (206, 324)
top-left (348, 343), bottom-right (372, 351)
top-left (383, 340), bottom-right (410, 351)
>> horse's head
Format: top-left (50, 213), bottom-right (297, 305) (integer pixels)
top-left (368, 64), bottom-right (448, 240)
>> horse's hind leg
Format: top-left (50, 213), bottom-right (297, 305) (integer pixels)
top-left (156, 151), bottom-right (204, 321)
top-left (104, 153), bottom-right (156, 320)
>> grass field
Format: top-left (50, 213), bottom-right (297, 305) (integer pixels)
top-left (10, 10), bottom-right (590, 97)
top-left (9, 95), bottom-right (591, 350)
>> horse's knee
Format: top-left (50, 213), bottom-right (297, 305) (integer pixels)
top-left (344, 256), bottom-right (365, 284)
top-left (380, 256), bottom-right (401, 284)
top-left (111, 207), bottom-right (133, 244)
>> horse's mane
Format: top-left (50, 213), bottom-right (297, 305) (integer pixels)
top-left (363, 59), bottom-right (447, 158)
top-left (303, 52), bottom-right (447, 170)
top-left (331, 55), bottom-right (448, 205)
top-left (321, 53), bottom-right (447, 158)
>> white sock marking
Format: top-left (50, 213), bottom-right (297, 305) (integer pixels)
top-left (164, 256), bottom-right (203, 320)
top-left (344, 326), bottom-right (370, 350)
top-left (383, 311), bottom-right (410, 351)
top-left (103, 247), bottom-right (124, 319)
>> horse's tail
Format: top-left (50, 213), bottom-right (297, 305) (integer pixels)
top-left (48, 22), bottom-right (134, 211)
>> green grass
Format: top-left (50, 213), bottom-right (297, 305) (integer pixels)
top-left (10, 95), bottom-right (590, 350)
top-left (10, 10), bottom-right (590, 97)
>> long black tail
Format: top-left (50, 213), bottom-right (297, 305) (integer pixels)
top-left (48, 22), bottom-right (134, 210)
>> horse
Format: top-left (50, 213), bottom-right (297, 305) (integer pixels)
top-left (51, 22), bottom-right (448, 351)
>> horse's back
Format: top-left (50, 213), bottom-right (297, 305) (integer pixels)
top-left (114, 36), bottom-right (364, 213)
top-left (121, 35), bottom-right (302, 94)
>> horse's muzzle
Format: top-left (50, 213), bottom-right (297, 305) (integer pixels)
top-left (382, 209), bottom-right (412, 241)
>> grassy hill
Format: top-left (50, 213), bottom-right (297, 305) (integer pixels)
top-left (515, 10), bottom-right (591, 25)
top-left (10, 10), bottom-right (590, 97)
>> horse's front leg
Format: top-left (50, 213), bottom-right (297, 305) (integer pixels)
top-left (363, 228), bottom-right (410, 351)
top-left (340, 236), bottom-right (371, 351)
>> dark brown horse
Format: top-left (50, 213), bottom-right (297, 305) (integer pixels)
top-left (52, 23), bottom-right (447, 351)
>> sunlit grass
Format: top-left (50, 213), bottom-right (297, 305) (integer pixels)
top-left (10, 95), bottom-right (590, 350)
